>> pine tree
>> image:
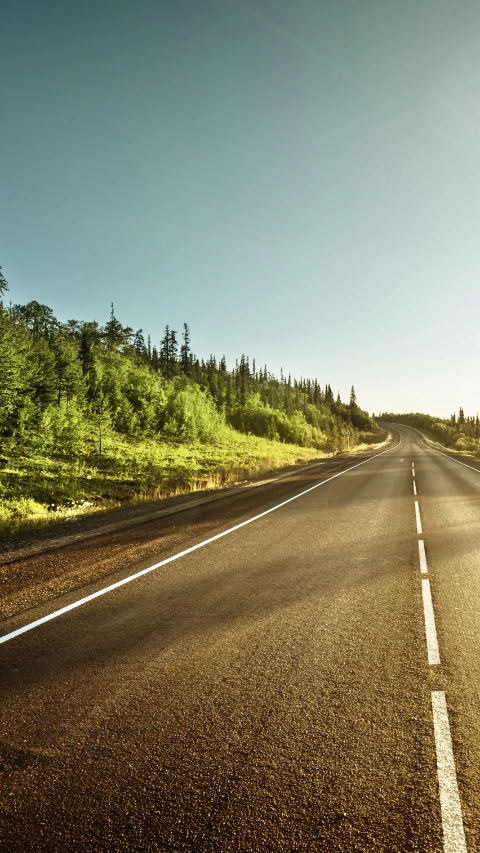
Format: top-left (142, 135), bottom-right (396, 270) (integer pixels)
top-left (160, 326), bottom-right (178, 379)
top-left (0, 266), bottom-right (8, 300)
top-left (180, 323), bottom-right (191, 375)
top-left (79, 322), bottom-right (100, 376)
top-left (52, 333), bottom-right (85, 404)
top-left (0, 305), bottom-right (30, 435)
top-left (134, 329), bottom-right (146, 361)
top-left (103, 304), bottom-right (133, 351)
top-left (169, 329), bottom-right (178, 374)
top-left (349, 385), bottom-right (357, 411)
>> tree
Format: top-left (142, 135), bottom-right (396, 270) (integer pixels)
top-left (134, 329), bottom-right (146, 361)
top-left (14, 300), bottom-right (58, 341)
top-left (30, 339), bottom-right (57, 408)
top-left (0, 266), bottom-right (9, 301)
top-left (52, 333), bottom-right (85, 405)
top-left (238, 354), bottom-right (250, 405)
top-left (180, 322), bottom-right (191, 375)
top-left (349, 385), bottom-right (357, 412)
top-left (325, 384), bottom-right (334, 404)
top-left (0, 307), bottom-right (30, 436)
top-left (79, 322), bottom-right (101, 376)
top-left (103, 303), bottom-right (133, 351)
top-left (160, 325), bottom-right (178, 379)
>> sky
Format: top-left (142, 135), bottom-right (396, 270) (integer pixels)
top-left (1, 0), bottom-right (480, 418)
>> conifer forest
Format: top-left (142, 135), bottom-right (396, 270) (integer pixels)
top-left (0, 268), bottom-right (381, 534)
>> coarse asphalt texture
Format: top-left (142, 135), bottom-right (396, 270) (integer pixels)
top-left (0, 426), bottom-right (478, 851)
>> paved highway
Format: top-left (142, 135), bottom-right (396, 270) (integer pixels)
top-left (0, 426), bottom-right (479, 851)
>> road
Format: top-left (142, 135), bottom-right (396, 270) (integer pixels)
top-left (0, 426), bottom-right (479, 851)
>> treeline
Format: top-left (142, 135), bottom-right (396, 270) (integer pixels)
top-left (0, 268), bottom-right (376, 459)
top-left (380, 411), bottom-right (480, 453)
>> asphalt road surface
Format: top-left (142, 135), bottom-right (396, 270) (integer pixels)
top-left (0, 426), bottom-right (479, 852)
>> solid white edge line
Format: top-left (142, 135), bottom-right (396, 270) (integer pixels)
top-left (431, 691), bottom-right (467, 853)
top-left (418, 539), bottom-right (427, 573)
top-left (415, 500), bottom-right (423, 534)
top-left (0, 440), bottom-right (401, 646)
top-left (395, 424), bottom-right (480, 477)
top-left (422, 578), bottom-right (440, 665)
top-left (413, 481), bottom-right (417, 495)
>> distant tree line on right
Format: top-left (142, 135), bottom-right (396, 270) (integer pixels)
top-left (378, 411), bottom-right (480, 454)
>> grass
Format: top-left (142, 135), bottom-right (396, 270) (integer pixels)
top-left (0, 432), bottom-right (319, 537)
top-left (0, 426), bottom-right (386, 538)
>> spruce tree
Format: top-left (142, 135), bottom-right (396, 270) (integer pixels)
top-left (160, 326), bottom-right (178, 379)
top-left (103, 304), bottom-right (133, 350)
top-left (0, 266), bottom-right (8, 300)
top-left (349, 385), bottom-right (357, 411)
top-left (180, 323), bottom-right (191, 375)
top-left (134, 329), bottom-right (146, 361)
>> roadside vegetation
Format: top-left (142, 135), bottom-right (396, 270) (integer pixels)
top-left (380, 411), bottom-right (480, 456)
top-left (0, 266), bottom-right (382, 536)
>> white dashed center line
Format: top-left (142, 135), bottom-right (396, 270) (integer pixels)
top-left (431, 692), bottom-right (467, 853)
top-left (418, 539), bottom-right (427, 574)
top-left (406, 446), bottom-right (467, 852)
top-left (415, 500), bottom-right (423, 534)
top-left (422, 578), bottom-right (440, 665)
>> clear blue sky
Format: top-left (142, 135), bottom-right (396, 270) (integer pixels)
top-left (2, 0), bottom-right (480, 417)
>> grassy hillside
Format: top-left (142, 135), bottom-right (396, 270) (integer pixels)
top-left (0, 270), bottom-right (383, 535)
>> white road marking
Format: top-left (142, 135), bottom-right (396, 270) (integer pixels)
top-left (418, 539), bottom-right (427, 573)
top-left (384, 426), bottom-right (466, 850)
top-left (412, 468), bottom-right (415, 477)
top-left (403, 426), bottom-right (480, 477)
top-left (412, 462), bottom-right (415, 467)
top-left (431, 691), bottom-right (467, 853)
top-left (413, 481), bottom-right (417, 495)
top-left (415, 500), bottom-right (423, 534)
top-left (422, 579), bottom-right (440, 665)
top-left (0, 442), bottom-right (401, 646)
